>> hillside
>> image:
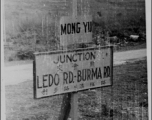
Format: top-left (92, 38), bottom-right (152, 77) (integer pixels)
top-left (3, 0), bottom-right (146, 61)
top-left (4, 0), bottom-right (146, 35)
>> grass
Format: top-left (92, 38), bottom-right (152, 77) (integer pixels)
top-left (4, 0), bottom-right (147, 119)
top-left (5, 59), bottom-right (148, 120)
top-left (4, 40), bottom-right (146, 63)
top-left (3, 0), bottom-right (146, 62)
top-left (113, 41), bottom-right (146, 52)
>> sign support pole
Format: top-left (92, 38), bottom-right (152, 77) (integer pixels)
top-left (68, 93), bottom-right (78, 120)
top-left (68, 0), bottom-right (78, 119)
top-left (59, 0), bottom-right (78, 120)
top-left (58, 94), bottom-right (72, 120)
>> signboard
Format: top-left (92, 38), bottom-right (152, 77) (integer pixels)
top-left (60, 15), bottom-right (92, 46)
top-left (33, 46), bottom-right (113, 99)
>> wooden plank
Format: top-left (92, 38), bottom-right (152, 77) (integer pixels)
top-left (33, 46), bottom-right (113, 98)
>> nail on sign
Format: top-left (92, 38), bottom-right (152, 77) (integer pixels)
top-left (60, 16), bottom-right (92, 46)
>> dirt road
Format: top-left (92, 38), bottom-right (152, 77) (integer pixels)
top-left (4, 49), bottom-right (147, 85)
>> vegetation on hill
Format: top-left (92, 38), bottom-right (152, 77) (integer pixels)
top-left (4, 0), bottom-right (146, 61)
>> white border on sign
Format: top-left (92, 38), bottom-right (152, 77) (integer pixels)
top-left (1, 0), bottom-right (6, 120)
top-left (146, 1), bottom-right (151, 120)
top-left (33, 46), bottom-right (113, 99)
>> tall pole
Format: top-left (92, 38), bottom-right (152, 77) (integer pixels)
top-left (69, 0), bottom-right (79, 120)
top-left (58, 1), bottom-right (78, 120)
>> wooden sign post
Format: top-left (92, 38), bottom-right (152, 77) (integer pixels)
top-left (59, 1), bottom-right (79, 119)
top-left (69, 0), bottom-right (78, 120)
top-left (33, 1), bottom-right (113, 120)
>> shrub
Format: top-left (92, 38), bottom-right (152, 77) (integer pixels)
top-left (16, 50), bottom-right (34, 60)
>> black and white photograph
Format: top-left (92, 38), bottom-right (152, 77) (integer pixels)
top-left (1, 0), bottom-right (151, 120)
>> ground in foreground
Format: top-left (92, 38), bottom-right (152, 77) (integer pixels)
top-left (5, 59), bottom-right (148, 120)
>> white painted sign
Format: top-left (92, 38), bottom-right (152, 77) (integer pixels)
top-left (60, 16), bottom-right (92, 46)
top-left (33, 46), bottom-right (113, 99)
